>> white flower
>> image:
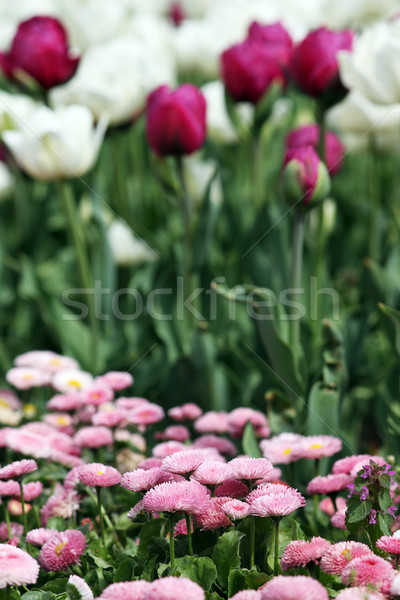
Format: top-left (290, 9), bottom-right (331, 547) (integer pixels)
top-left (50, 35), bottom-right (176, 126)
top-left (338, 20), bottom-right (400, 105)
top-left (0, 91), bottom-right (39, 133)
top-left (0, 162), bottom-right (13, 200)
top-left (107, 221), bottom-right (157, 267)
top-left (52, 369), bottom-right (93, 393)
top-left (201, 81), bottom-right (253, 144)
top-left (0, 0), bottom-right (57, 50)
top-left (319, 0), bottom-right (400, 29)
top-left (391, 573), bottom-right (400, 596)
top-left (184, 155), bottom-right (223, 207)
top-left (3, 104), bottom-right (106, 180)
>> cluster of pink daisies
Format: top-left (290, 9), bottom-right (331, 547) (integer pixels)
top-left (0, 349), bottom-right (400, 600)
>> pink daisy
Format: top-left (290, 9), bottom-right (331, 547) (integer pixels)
top-left (67, 575), bottom-right (94, 600)
top-left (228, 457), bottom-right (273, 484)
top-left (296, 435), bottom-right (342, 460)
top-left (15, 351), bottom-right (78, 373)
top-left (95, 371), bottom-right (134, 391)
top-left (78, 463), bottom-right (121, 487)
top-left (44, 413), bottom-right (74, 432)
top-left (191, 461), bottom-right (231, 486)
top-left (227, 407), bottom-right (270, 438)
top-left (128, 403), bottom-right (165, 426)
top-left (230, 592), bottom-right (261, 600)
top-left (174, 517), bottom-right (192, 536)
top-left (332, 455), bottom-right (375, 475)
top-left (168, 403), bottom-right (203, 422)
top-left (41, 488), bottom-right (80, 526)
top-left (194, 411), bottom-right (230, 434)
top-left (260, 575), bottom-right (328, 599)
top-left (120, 468), bottom-right (172, 492)
top-left (162, 425), bottom-right (190, 442)
top-left (0, 522), bottom-right (23, 541)
top-left (319, 497), bottom-right (335, 516)
top-left (193, 434), bottom-right (236, 456)
top-left (341, 555), bottom-right (395, 591)
top-left (52, 369), bottom-right (93, 393)
top-left (249, 485), bottom-right (306, 518)
top-left (0, 544), bottom-right (40, 588)
top-left (222, 499), bottom-right (251, 520)
top-left (97, 581), bottom-right (149, 600)
top-left (0, 390), bottom-right (21, 411)
top-left (6, 367), bottom-right (51, 389)
top-left (138, 457), bottom-right (163, 470)
top-left (127, 500), bottom-right (144, 521)
top-left (143, 576), bottom-right (205, 600)
top-left (307, 473), bottom-right (353, 495)
top-left (50, 450), bottom-right (83, 469)
top-left (0, 481), bottom-right (19, 496)
top-left (260, 433), bottom-right (305, 464)
top-left (26, 528), bottom-right (58, 546)
top-left (350, 457), bottom-right (387, 478)
top-left (39, 529), bottom-right (86, 571)
top-left (18, 481), bottom-right (43, 501)
top-left (8, 500), bottom-right (31, 515)
top-left (215, 478), bottom-right (249, 499)
top-left (194, 497), bottom-right (233, 530)
top-left (152, 441), bottom-right (187, 459)
top-left (64, 466), bottom-right (85, 491)
top-left (0, 459), bottom-right (38, 479)
top-left (336, 589), bottom-right (385, 600)
top-left (92, 409), bottom-right (128, 428)
top-left (47, 394), bottom-right (84, 411)
top-left (142, 480), bottom-right (210, 514)
top-left (80, 385), bottom-right (114, 406)
top-left (74, 426), bottom-right (113, 448)
top-left (162, 450), bottom-right (206, 475)
top-left (376, 534), bottom-right (400, 554)
top-left (116, 397), bottom-right (149, 410)
top-left (280, 537), bottom-right (331, 571)
top-left (320, 541), bottom-right (371, 575)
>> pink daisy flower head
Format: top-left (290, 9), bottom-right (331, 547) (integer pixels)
top-left (6, 367), bottom-right (51, 390)
top-left (52, 369), bottom-right (93, 393)
top-left (19, 481), bottom-right (43, 501)
top-left (116, 397), bottom-right (149, 410)
top-left (307, 473), bottom-right (353, 495)
top-left (44, 413), bottom-right (73, 431)
top-left (162, 425), bottom-right (190, 442)
top-left (138, 457), bottom-right (163, 470)
top-left (227, 407), bottom-right (270, 438)
top-left (92, 408), bottom-right (128, 428)
top-left (260, 433), bottom-right (305, 464)
top-left (319, 497), bottom-right (335, 515)
top-left (320, 541), bottom-right (371, 575)
top-left (0, 459), bottom-right (38, 480)
top-left (194, 496), bottom-right (233, 530)
top-left (168, 403), bottom-right (203, 422)
top-left (80, 385), bottom-right (114, 406)
top-left (228, 457), bottom-right (273, 484)
top-left (260, 575), bottom-right (328, 600)
top-left (222, 499), bottom-right (251, 520)
top-left (96, 371), bottom-right (134, 391)
top-left (67, 574), bottom-right (94, 600)
top-left (97, 581), bottom-right (149, 600)
top-left (47, 394), bottom-right (84, 411)
top-left (280, 537), bottom-right (331, 571)
top-left (74, 426), bottom-right (113, 448)
top-left (152, 441), bottom-right (186, 458)
top-left (40, 488), bottom-right (80, 526)
top-left (120, 468), bottom-right (172, 492)
top-left (26, 528), bottom-right (58, 546)
top-left (143, 576), bottom-right (205, 600)
top-left (333, 455), bottom-right (375, 475)
top-left (0, 390), bottom-right (21, 411)
top-left (128, 403), bottom-right (165, 426)
top-left (247, 482), bottom-right (292, 503)
top-left (297, 435), bottom-right (342, 460)
top-left (0, 544), bottom-right (40, 588)
top-left (336, 588), bottom-right (386, 600)
top-left (0, 480), bottom-right (20, 496)
top-left (39, 529), bottom-right (86, 571)
top-left (174, 517), bottom-right (193, 536)
top-left (341, 555), bottom-right (395, 590)
top-left (191, 461), bottom-right (231, 486)
top-left (8, 499), bottom-right (31, 515)
top-left (78, 463), bottom-right (121, 488)
top-left (127, 500), bottom-right (144, 521)
top-left (162, 450), bottom-right (206, 475)
top-left (230, 592), bottom-right (261, 600)
top-left (194, 411), bottom-right (230, 434)
top-left (249, 485), bottom-right (306, 518)
top-left (15, 351), bottom-right (79, 372)
top-left (215, 478), bottom-right (249, 499)
top-left (142, 480), bottom-right (210, 515)
top-left (50, 450), bottom-right (83, 469)
top-left (0, 522), bottom-right (23, 541)
top-left (376, 534), bottom-right (400, 554)
top-left (193, 434), bottom-right (236, 456)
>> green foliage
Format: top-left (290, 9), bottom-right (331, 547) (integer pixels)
top-left (212, 530), bottom-right (245, 589)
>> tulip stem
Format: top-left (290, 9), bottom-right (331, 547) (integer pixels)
top-left (176, 156), bottom-right (192, 311)
top-left (369, 143), bottom-right (380, 262)
top-left (59, 181), bottom-right (98, 373)
top-left (18, 481), bottom-right (28, 536)
top-left (289, 209), bottom-right (305, 367)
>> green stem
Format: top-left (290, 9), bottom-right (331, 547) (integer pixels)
top-left (185, 513), bottom-right (193, 556)
top-left (250, 514), bottom-right (255, 569)
top-left (19, 481), bottom-right (28, 536)
top-left (289, 210), bottom-right (305, 367)
top-left (273, 518), bottom-right (281, 576)
top-left (4, 503), bottom-right (11, 538)
top-left (96, 487), bottom-right (105, 548)
top-left (252, 132), bottom-right (263, 210)
top-left (58, 181), bottom-right (98, 374)
top-left (168, 513), bottom-right (176, 569)
top-left (176, 156), bottom-right (192, 306)
top-left (369, 143), bottom-right (380, 262)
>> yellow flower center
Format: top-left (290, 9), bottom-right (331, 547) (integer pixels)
top-left (341, 549), bottom-right (351, 560)
top-left (310, 443), bottom-right (323, 449)
top-left (0, 398), bottom-right (9, 409)
top-left (22, 374), bottom-right (33, 380)
top-left (283, 448), bottom-right (292, 455)
top-left (50, 358), bottom-right (62, 366)
top-left (55, 540), bottom-right (67, 555)
top-left (56, 416), bottom-right (69, 426)
top-left (23, 404), bottom-right (36, 416)
top-left (96, 471), bottom-right (105, 476)
top-left (68, 380), bottom-right (81, 389)
top-left (91, 393), bottom-right (100, 399)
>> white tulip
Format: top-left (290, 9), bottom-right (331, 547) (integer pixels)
top-left (3, 104), bottom-right (106, 180)
top-left (319, 0), bottom-right (400, 29)
top-left (184, 154), bottom-right (223, 207)
top-left (108, 221), bottom-right (157, 267)
top-left (0, 162), bottom-right (13, 200)
top-left (327, 91), bottom-right (400, 152)
top-left (0, 91), bottom-right (39, 133)
top-left (338, 20), bottom-right (400, 105)
top-left (0, 0), bottom-right (57, 50)
top-left (50, 35), bottom-right (176, 125)
top-left (201, 81), bottom-right (253, 144)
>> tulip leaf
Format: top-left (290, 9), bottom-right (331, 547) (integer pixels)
top-left (242, 421), bottom-right (262, 458)
top-left (306, 382), bottom-right (340, 437)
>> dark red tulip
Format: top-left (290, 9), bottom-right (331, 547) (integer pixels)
top-left (0, 16), bottom-right (79, 89)
top-left (146, 84), bottom-right (206, 156)
top-left (289, 27), bottom-right (353, 97)
top-left (248, 21), bottom-right (293, 68)
top-left (286, 124), bottom-right (345, 175)
top-left (168, 1), bottom-right (185, 27)
top-left (221, 38), bottom-right (285, 104)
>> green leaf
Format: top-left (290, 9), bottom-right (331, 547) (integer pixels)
top-left (228, 568), bottom-right (248, 598)
top-left (86, 551), bottom-right (112, 569)
top-left (212, 529), bottom-right (244, 589)
top-left (114, 558), bottom-right (138, 582)
top-left (378, 489), bottom-right (392, 511)
top-left (175, 556), bottom-right (217, 591)
top-left (347, 500), bottom-right (372, 524)
top-left (141, 555), bottom-right (157, 582)
top-left (378, 512), bottom-right (392, 536)
top-left (42, 579), bottom-right (68, 594)
top-left (21, 593), bottom-right (43, 600)
top-left (245, 572), bottom-right (269, 589)
top-left (379, 303), bottom-right (400, 356)
top-left (242, 421), bottom-right (262, 458)
top-left (138, 518), bottom-right (166, 561)
top-left (306, 383), bottom-right (340, 436)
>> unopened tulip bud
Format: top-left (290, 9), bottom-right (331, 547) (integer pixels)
top-left (282, 146), bottom-right (330, 209)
